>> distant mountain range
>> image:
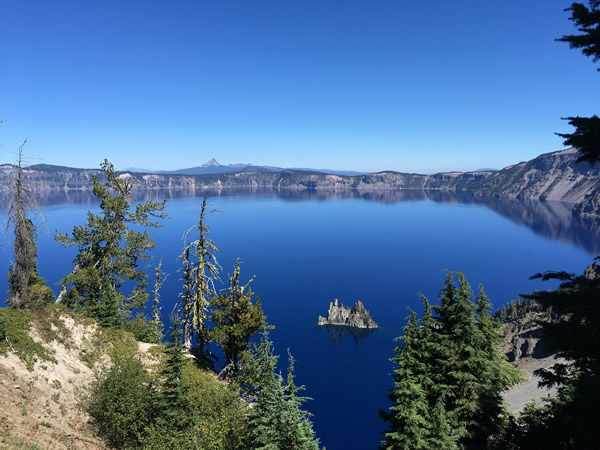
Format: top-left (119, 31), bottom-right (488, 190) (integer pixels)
top-left (1, 149), bottom-right (599, 219)
top-left (123, 158), bottom-right (368, 177)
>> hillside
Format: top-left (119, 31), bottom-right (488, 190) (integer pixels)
top-left (0, 303), bottom-right (563, 449)
top-left (1, 148), bottom-right (599, 217)
top-left (498, 306), bottom-right (561, 413)
top-left (0, 306), bottom-right (162, 449)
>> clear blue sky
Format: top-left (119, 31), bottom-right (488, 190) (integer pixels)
top-left (1, 0), bottom-right (598, 173)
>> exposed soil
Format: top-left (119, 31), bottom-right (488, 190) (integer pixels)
top-left (0, 313), bottom-right (156, 449)
top-left (503, 355), bottom-right (562, 413)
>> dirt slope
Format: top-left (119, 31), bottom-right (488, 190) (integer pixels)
top-left (0, 308), bottom-right (157, 449)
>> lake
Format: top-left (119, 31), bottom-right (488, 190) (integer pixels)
top-left (1, 189), bottom-right (598, 449)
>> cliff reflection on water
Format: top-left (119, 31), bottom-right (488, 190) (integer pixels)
top-left (8, 187), bottom-right (600, 255)
top-left (318, 324), bottom-right (377, 346)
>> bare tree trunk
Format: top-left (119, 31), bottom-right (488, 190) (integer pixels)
top-left (8, 141), bottom-right (41, 308)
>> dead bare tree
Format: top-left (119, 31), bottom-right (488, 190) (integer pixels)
top-left (7, 141), bottom-right (45, 308)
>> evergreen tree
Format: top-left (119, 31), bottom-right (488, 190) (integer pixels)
top-left (470, 286), bottom-right (522, 448)
top-left (92, 287), bottom-right (122, 328)
top-left (55, 160), bottom-right (167, 321)
top-left (380, 310), bottom-right (431, 450)
top-left (210, 259), bottom-right (272, 380)
top-left (416, 295), bottom-right (440, 403)
top-left (428, 397), bottom-right (459, 450)
top-left (433, 272), bottom-right (487, 442)
top-left (512, 5), bottom-right (600, 443)
top-left (246, 334), bottom-right (319, 450)
top-left (517, 269), bottom-right (600, 448)
top-left (382, 273), bottom-right (521, 449)
top-left (555, 1), bottom-right (600, 164)
top-left (283, 350), bottom-right (320, 450)
top-left (151, 314), bottom-right (195, 432)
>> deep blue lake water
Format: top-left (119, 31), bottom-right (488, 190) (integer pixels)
top-left (1, 189), bottom-right (599, 449)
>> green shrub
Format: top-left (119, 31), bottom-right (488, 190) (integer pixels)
top-left (0, 313), bottom-right (6, 341)
top-left (183, 364), bottom-right (249, 449)
top-left (141, 423), bottom-right (200, 449)
top-left (123, 312), bottom-right (161, 344)
top-left (86, 355), bottom-right (152, 448)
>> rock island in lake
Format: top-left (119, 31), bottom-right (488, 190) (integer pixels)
top-left (318, 299), bottom-right (378, 328)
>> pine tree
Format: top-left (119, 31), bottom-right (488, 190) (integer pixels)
top-left (416, 295), bottom-right (440, 403)
top-left (93, 287), bottom-right (122, 328)
top-left (245, 335), bottom-right (286, 449)
top-left (210, 259), bottom-right (272, 380)
top-left (517, 268), bottom-right (600, 448)
top-left (555, 1), bottom-right (600, 164)
top-left (246, 334), bottom-right (319, 450)
top-left (151, 315), bottom-right (195, 432)
top-left (428, 397), bottom-right (459, 450)
top-left (283, 350), bottom-right (320, 450)
top-left (469, 286), bottom-right (522, 448)
top-left (380, 310), bottom-right (431, 450)
top-left (433, 272), bottom-right (486, 441)
top-left (56, 160), bottom-right (167, 321)
top-left (382, 273), bottom-right (521, 449)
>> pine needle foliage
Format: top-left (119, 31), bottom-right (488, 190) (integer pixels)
top-left (514, 267), bottom-right (600, 448)
top-left (382, 272), bottom-right (521, 449)
top-left (380, 310), bottom-right (431, 450)
top-left (555, 1), bottom-right (600, 164)
top-left (150, 314), bottom-right (196, 433)
top-left (210, 259), bottom-right (272, 381)
top-left (245, 334), bottom-right (319, 450)
top-left (55, 159), bottom-right (167, 322)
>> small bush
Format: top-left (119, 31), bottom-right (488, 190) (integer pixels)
top-left (141, 422), bottom-right (200, 449)
top-left (184, 364), bottom-right (249, 448)
top-left (98, 326), bottom-right (140, 362)
top-left (86, 355), bottom-right (152, 449)
top-left (0, 314), bottom-right (6, 341)
top-left (122, 313), bottom-right (161, 344)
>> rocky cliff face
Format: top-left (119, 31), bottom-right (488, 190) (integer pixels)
top-left (1, 148), bottom-right (599, 217)
top-left (584, 260), bottom-right (600, 279)
top-left (473, 148), bottom-right (599, 203)
top-left (318, 299), bottom-right (378, 328)
top-left (572, 186), bottom-right (600, 219)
